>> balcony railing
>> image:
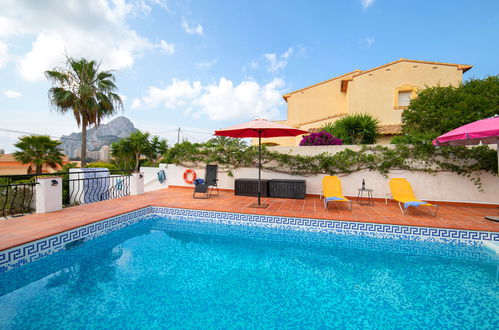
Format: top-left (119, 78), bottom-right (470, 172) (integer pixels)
top-left (0, 181), bottom-right (37, 218)
top-left (0, 169), bottom-right (132, 219)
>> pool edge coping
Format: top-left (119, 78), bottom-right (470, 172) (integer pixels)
top-left (1, 203), bottom-right (499, 252)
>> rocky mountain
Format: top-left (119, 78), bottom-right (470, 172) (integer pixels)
top-left (59, 116), bottom-right (137, 157)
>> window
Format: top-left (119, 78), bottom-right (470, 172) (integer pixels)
top-left (394, 85), bottom-right (417, 109)
top-left (398, 91), bottom-right (412, 107)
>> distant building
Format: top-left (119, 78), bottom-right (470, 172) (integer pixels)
top-left (255, 58), bottom-right (472, 146)
top-left (69, 145), bottom-right (111, 162)
top-left (0, 149), bottom-right (4, 155)
top-left (87, 150), bottom-right (100, 161)
top-left (99, 146), bottom-right (110, 162)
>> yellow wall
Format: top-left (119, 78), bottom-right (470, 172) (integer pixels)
top-left (284, 72), bottom-right (357, 127)
top-left (347, 61), bottom-right (464, 125)
top-left (257, 136), bottom-right (299, 146)
top-left (259, 60), bottom-right (467, 146)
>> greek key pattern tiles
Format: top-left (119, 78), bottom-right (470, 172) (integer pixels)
top-left (150, 207), bottom-right (499, 246)
top-left (152, 218), bottom-right (495, 263)
top-left (1, 206), bottom-right (497, 273)
top-left (0, 207), bottom-right (152, 274)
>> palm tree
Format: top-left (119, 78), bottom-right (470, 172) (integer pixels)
top-left (146, 136), bottom-right (168, 164)
top-left (321, 114), bottom-right (380, 144)
top-left (111, 138), bottom-right (133, 170)
top-left (45, 57), bottom-right (123, 167)
top-left (14, 135), bottom-right (65, 174)
top-left (127, 131), bottom-right (151, 172)
top-left (207, 136), bottom-right (247, 149)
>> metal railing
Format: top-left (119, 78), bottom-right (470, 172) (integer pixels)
top-left (0, 169), bottom-right (131, 218)
top-left (0, 180), bottom-right (37, 218)
top-left (66, 170), bottom-right (131, 206)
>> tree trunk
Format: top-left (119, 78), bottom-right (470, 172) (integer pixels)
top-left (36, 164), bottom-right (43, 174)
top-left (81, 121), bottom-right (87, 167)
top-left (135, 152), bottom-right (140, 172)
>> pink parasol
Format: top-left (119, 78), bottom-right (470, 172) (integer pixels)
top-left (214, 118), bottom-right (308, 207)
top-left (432, 115), bottom-right (499, 146)
top-left (432, 115), bottom-right (499, 174)
top-left (433, 115), bottom-right (499, 221)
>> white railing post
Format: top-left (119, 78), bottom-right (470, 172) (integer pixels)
top-left (130, 172), bottom-right (144, 195)
top-left (35, 177), bottom-right (62, 214)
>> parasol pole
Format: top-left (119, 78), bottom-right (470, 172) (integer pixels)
top-left (484, 138), bottom-right (499, 222)
top-left (258, 130), bottom-right (261, 205)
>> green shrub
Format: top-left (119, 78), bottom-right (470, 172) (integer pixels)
top-left (164, 140), bottom-right (497, 190)
top-left (401, 75), bottom-right (499, 135)
top-left (321, 113), bottom-right (380, 144)
top-left (390, 132), bottom-right (439, 145)
top-left (84, 162), bottom-right (119, 171)
top-left (61, 163), bottom-right (79, 171)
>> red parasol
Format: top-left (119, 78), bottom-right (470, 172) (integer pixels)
top-left (214, 118), bottom-right (308, 207)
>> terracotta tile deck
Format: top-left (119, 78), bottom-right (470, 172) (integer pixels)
top-left (0, 188), bottom-right (498, 251)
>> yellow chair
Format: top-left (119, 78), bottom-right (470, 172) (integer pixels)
top-left (388, 178), bottom-right (439, 216)
top-left (321, 176), bottom-right (352, 210)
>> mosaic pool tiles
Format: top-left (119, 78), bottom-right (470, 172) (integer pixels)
top-left (1, 206), bottom-right (498, 273)
top-left (152, 218), bottom-right (496, 263)
top-left (0, 207), bottom-right (152, 273)
top-left (150, 207), bottom-right (499, 246)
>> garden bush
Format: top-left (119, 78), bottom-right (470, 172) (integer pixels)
top-left (299, 131), bottom-right (342, 146)
top-left (321, 113), bottom-right (380, 144)
top-left (84, 162), bottom-right (119, 171)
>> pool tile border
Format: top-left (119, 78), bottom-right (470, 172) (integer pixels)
top-left (0, 207), bottom-right (151, 274)
top-left (151, 207), bottom-right (499, 245)
top-left (1, 206), bottom-right (498, 273)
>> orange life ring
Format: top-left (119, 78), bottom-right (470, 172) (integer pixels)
top-left (183, 169), bottom-right (197, 184)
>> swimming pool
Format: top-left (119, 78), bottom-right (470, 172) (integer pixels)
top-left (0, 210), bottom-right (498, 329)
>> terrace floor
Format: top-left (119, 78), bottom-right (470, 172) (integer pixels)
top-left (1, 187), bottom-right (498, 251)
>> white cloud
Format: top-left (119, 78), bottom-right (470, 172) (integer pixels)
top-left (131, 98), bottom-right (143, 109)
top-left (3, 90), bottom-right (21, 98)
top-left (181, 17), bottom-right (203, 35)
top-left (196, 58), bottom-right (217, 69)
top-left (264, 48), bottom-right (293, 73)
top-left (0, 0), bottom-right (174, 81)
top-left (0, 40), bottom-right (9, 68)
top-left (198, 78), bottom-right (285, 120)
top-left (133, 77), bottom-right (286, 120)
top-left (157, 40), bottom-right (175, 54)
top-left (365, 37), bottom-right (375, 47)
top-left (361, 0), bottom-right (375, 10)
top-left (150, 0), bottom-right (172, 12)
top-left (135, 79), bottom-right (203, 109)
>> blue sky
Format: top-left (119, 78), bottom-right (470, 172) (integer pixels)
top-left (1, 0), bottom-right (498, 151)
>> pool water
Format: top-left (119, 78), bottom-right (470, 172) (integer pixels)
top-left (0, 216), bottom-right (498, 329)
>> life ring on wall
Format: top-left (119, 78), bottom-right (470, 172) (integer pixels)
top-left (183, 169), bottom-right (197, 184)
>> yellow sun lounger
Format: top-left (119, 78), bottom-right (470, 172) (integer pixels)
top-left (388, 178), bottom-right (439, 216)
top-left (321, 176), bottom-right (352, 210)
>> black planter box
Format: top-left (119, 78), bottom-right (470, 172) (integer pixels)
top-left (234, 179), bottom-right (269, 197)
top-left (269, 179), bottom-right (306, 199)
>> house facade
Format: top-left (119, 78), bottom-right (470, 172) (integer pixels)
top-left (258, 59), bottom-right (472, 146)
top-left (0, 154), bottom-right (74, 175)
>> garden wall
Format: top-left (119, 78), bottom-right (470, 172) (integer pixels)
top-left (162, 145), bottom-right (499, 205)
top-left (142, 164), bottom-right (169, 192)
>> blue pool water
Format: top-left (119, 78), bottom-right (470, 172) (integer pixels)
top-left (0, 216), bottom-right (498, 329)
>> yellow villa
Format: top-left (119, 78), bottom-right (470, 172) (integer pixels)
top-left (258, 58), bottom-right (472, 146)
